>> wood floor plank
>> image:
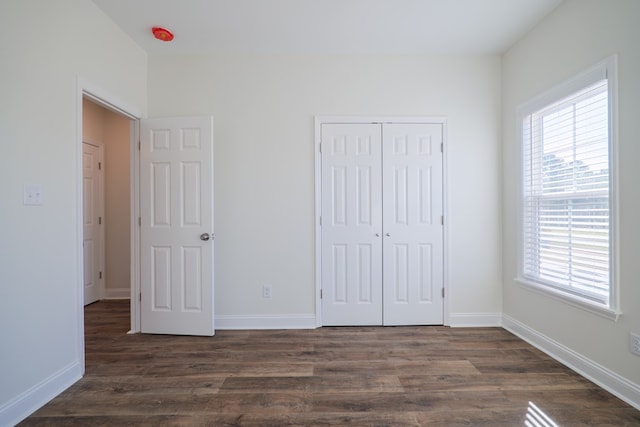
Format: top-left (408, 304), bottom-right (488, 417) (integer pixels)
top-left (314, 359), bottom-right (481, 376)
top-left (311, 390), bottom-right (529, 413)
top-left (205, 392), bottom-right (312, 414)
top-left (20, 300), bottom-right (640, 426)
top-left (399, 372), bottom-right (592, 392)
top-left (141, 361), bottom-right (314, 378)
top-left (221, 375), bottom-right (405, 393)
top-left (31, 393), bottom-right (217, 417)
top-left (219, 376), bottom-right (316, 393)
top-left (56, 375), bottom-right (226, 397)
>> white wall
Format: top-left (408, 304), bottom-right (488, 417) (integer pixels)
top-left (103, 109), bottom-right (132, 297)
top-left (502, 0), bottom-right (640, 405)
top-left (0, 1), bottom-right (146, 424)
top-left (82, 99), bottom-right (131, 298)
top-left (147, 54), bottom-right (503, 325)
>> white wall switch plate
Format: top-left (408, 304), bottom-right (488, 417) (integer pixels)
top-left (23, 184), bottom-right (43, 205)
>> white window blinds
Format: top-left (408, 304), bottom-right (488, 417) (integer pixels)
top-left (522, 78), bottom-right (611, 304)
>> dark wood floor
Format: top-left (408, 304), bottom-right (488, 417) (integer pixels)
top-left (21, 300), bottom-right (639, 426)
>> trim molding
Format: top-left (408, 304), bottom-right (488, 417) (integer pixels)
top-left (503, 314), bottom-right (640, 411)
top-left (448, 312), bottom-right (502, 327)
top-left (103, 288), bottom-right (130, 299)
top-left (215, 314), bottom-right (317, 330)
top-left (0, 361), bottom-right (82, 427)
top-left (515, 278), bottom-right (620, 321)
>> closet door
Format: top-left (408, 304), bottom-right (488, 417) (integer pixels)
top-left (321, 123), bottom-right (383, 325)
top-left (382, 123), bottom-right (444, 325)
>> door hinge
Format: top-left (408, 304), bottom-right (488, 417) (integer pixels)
top-left (319, 142), bottom-right (322, 153)
top-left (320, 289), bottom-right (323, 299)
top-left (440, 142), bottom-right (443, 153)
top-left (319, 216), bottom-right (322, 226)
top-left (138, 217), bottom-right (141, 226)
top-left (139, 293), bottom-right (142, 302)
top-left (98, 216), bottom-right (102, 225)
top-left (441, 215), bottom-right (444, 226)
top-left (99, 271), bottom-right (102, 279)
top-left (442, 288), bottom-right (445, 298)
top-left (138, 141), bottom-right (141, 150)
top-left (98, 162), bottom-right (102, 170)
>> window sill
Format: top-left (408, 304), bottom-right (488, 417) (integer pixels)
top-left (515, 278), bottom-right (621, 322)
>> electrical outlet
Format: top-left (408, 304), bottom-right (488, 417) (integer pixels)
top-left (262, 284), bottom-right (272, 299)
top-left (630, 332), bottom-right (640, 357)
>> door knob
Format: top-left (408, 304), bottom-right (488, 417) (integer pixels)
top-left (385, 233), bottom-right (391, 237)
top-left (200, 233), bottom-right (211, 241)
top-left (375, 233), bottom-right (380, 237)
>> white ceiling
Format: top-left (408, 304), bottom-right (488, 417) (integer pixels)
top-left (92, 0), bottom-right (563, 55)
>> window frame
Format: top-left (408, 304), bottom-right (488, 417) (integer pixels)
top-left (516, 56), bottom-right (620, 321)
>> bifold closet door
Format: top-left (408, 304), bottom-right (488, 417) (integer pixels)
top-left (321, 123), bottom-right (383, 326)
top-left (321, 122), bottom-right (444, 326)
top-left (382, 123), bottom-right (444, 325)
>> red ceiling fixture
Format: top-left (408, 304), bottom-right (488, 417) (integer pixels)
top-left (152, 26), bottom-right (174, 42)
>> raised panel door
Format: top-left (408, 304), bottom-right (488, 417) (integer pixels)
top-left (382, 123), bottom-right (443, 325)
top-left (83, 142), bottom-right (103, 305)
top-left (321, 123), bottom-right (383, 325)
top-left (140, 116), bottom-right (214, 336)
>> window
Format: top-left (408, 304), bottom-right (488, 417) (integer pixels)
top-left (519, 57), bottom-right (617, 315)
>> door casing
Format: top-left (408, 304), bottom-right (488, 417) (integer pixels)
top-left (314, 116), bottom-right (449, 327)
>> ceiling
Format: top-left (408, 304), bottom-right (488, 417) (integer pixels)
top-left (92, 0), bottom-right (563, 55)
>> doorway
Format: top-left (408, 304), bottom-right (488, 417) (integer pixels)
top-left (76, 81), bottom-right (141, 377)
top-left (79, 87), bottom-right (216, 343)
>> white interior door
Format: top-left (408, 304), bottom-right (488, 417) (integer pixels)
top-left (321, 123), bottom-right (383, 325)
top-left (140, 116), bottom-right (215, 336)
top-left (382, 123), bottom-right (444, 325)
top-left (83, 142), bottom-right (104, 305)
top-left (320, 121), bottom-right (444, 326)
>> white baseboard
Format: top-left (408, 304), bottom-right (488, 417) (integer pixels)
top-left (102, 287), bottom-right (130, 299)
top-left (0, 361), bottom-right (82, 427)
top-left (448, 312), bottom-right (502, 327)
top-left (218, 313), bottom-right (504, 329)
top-left (502, 314), bottom-right (640, 411)
top-left (215, 314), bottom-right (317, 330)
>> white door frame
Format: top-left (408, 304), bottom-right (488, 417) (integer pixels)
top-left (314, 116), bottom-right (450, 327)
top-left (76, 77), bottom-right (142, 373)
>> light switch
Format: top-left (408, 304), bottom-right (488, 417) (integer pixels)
top-left (24, 184), bottom-right (43, 205)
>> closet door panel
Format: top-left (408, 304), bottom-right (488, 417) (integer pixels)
top-left (321, 123), bottom-right (383, 325)
top-left (382, 123), bottom-right (444, 325)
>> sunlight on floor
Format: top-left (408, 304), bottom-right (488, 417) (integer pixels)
top-left (526, 401), bottom-right (559, 427)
